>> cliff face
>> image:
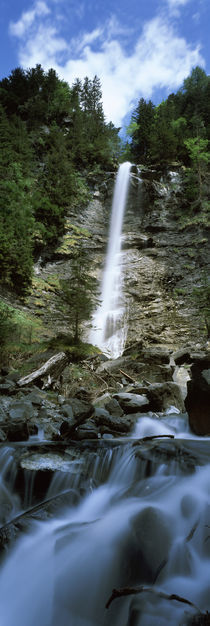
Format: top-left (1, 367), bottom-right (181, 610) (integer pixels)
top-left (25, 166), bottom-right (209, 351)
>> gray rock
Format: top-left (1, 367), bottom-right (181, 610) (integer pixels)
top-left (185, 354), bottom-right (210, 435)
top-left (0, 382), bottom-right (16, 394)
top-left (104, 398), bottom-right (124, 417)
top-left (146, 382), bottom-right (185, 412)
top-left (9, 401), bottom-right (35, 421)
top-left (61, 404), bottom-right (74, 419)
top-left (113, 392), bottom-right (149, 414)
top-left (173, 348), bottom-right (191, 365)
top-left (119, 506), bottom-right (173, 586)
top-left (24, 391), bottom-right (45, 406)
top-left (93, 411), bottom-right (136, 434)
top-left (64, 398), bottom-right (94, 420)
top-left (7, 420), bottom-right (29, 441)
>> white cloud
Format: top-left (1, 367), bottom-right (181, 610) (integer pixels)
top-left (167, 0), bottom-right (192, 17)
top-left (9, 6), bottom-right (205, 126)
top-left (9, 1), bottom-right (50, 38)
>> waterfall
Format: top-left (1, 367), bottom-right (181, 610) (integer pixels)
top-left (0, 417), bottom-right (210, 626)
top-left (90, 161), bottom-right (132, 358)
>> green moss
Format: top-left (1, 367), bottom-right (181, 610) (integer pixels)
top-left (174, 287), bottom-right (187, 296)
top-left (56, 222), bottom-right (92, 255)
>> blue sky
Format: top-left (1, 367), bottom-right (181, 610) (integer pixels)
top-left (0, 0), bottom-right (209, 127)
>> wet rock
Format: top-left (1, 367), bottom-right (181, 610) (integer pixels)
top-left (93, 411), bottom-right (136, 434)
top-left (0, 428), bottom-right (7, 442)
top-left (173, 348), bottom-right (191, 365)
top-left (9, 401), bottom-right (35, 421)
top-left (60, 399), bottom-right (94, 439)
top-left (104, 398), bottom-right (124, 417)
top-left (120, 506), bottom-right (173, 586)
top-left (94, 407), bottom-right (112, 420)
top-left (0, 382), bottom-right (16, 395)
top-left (24, 391), bottom-right (46, 406)
top-left (64, 398), bottom-right (94, 421)
top-left (185, 354), bottom-right (210, 435)
top-left (93, 393), bottom-right (112, 409)
top-left (145, 382), bottom-right (185, 412)
top-left (7, 420), bottom-right (29, 442)
top-left (113, 392), bottom-right (149, 414)
top-left (75, 421), bottom-right (99, 440)
top-left (61, 405), bottom-right (74, 419)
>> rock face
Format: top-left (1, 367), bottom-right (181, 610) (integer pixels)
top-left (16, 165), bottom-right (209, 351)
top-left (185, 354), bottom-right (210, 435)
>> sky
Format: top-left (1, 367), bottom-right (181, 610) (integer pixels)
top-left (0, 0), bottom-right (209, 128)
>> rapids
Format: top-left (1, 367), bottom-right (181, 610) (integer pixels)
top-left (0, 412), bottom-right (210, 625)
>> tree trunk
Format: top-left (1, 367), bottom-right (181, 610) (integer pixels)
top-left (17, 352), bottom-right (68, 387)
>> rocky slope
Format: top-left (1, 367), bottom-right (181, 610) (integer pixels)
top-left (6, 165), bottom-right (209, 354)
top-left (24, 168), bottom-right (209, 349)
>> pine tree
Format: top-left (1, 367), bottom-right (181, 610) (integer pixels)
top-left (59, 247), bottom-right (100, 343)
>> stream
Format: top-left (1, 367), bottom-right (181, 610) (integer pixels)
top-left (0, 412), bottom-right (209, 625)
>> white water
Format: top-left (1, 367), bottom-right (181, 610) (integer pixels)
top-left (0, 419), bottom-right (210, 626)
top-left (90, 162), bottom-right (132, 358)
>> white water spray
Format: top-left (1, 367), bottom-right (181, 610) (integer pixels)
top-left (90, 162), bottom-right (131, 358)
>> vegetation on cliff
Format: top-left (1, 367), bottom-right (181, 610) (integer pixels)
top-left (0, 65), bottom-right (120, 296)
top-left (0, 64), bottom-right (209, 363)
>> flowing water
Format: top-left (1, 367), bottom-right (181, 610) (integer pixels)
top-left (0, 413), bottom-right (210, 626)
top-left (90, 162), bottom-right (132, 358)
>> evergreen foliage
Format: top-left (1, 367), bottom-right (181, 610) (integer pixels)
top-left (59, 248), bottom-right (100, 343)
top-left (0, 65), bottom-right (120, 295)
top-left (128, 66), bottom-right (210, 168)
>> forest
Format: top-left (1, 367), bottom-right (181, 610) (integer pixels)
top-left (0, 64), bottom-right (209, 300)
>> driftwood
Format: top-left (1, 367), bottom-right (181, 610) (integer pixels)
top-left (106, 585), bottom-right (200, 612)
top-left (132, 434), bottom-right (175, 446)
top-left (119, 369), bottom-right (137, 383)
top-left (17, 352), bottom-right (68, 387)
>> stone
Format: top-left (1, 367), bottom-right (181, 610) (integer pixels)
top-left (61, 405), bottom-right (74, 419)
top-left (173, 348), bottom-right (191, 365)
top-left (93, 393), bottom-right (112, 409)
top-left (24, 391), bottom-right (45, 406)
top-left (113, 392), bottom-right (149, 414)
top-left (93, 411), bottom-right (136, 434)
top-left (104, 398), bottom-right (124, 417)
top-left (185, 355), bottom-right (210, 435)
top-left (119, 506), bottom-right (173, 586)
top-left (75, 421), bottom-right (99, 440)
top-left (64, 398), bottom-right (94, 420)
top-left (9, 401), bottom-right (35, 421)
top-left (0, 382), bottom-right (16, 394)
top-left (145, 382), bottom-right (185, 412)
top-left (7, 420), bottom-right (29, 441)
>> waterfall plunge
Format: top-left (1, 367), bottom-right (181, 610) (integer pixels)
top-left (91, 162), bottom-right (131, 358)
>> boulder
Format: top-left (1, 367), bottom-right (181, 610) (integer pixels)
top-left (145, 382), bottom-right (185, 412)
top-left (60, 398), bottom-right (94, 439)
top-left (119, 506), bottom-right (173, 586)
top-left (185, 354), bottom-right (210, 435)
top-left (104, 398), bottom-right (124, 417)
top-left (93, 409), bottom-right (136, 434)
top-left (173, 348), bottom-right (191, 365)
top-left (6, 420), bottom-right (29, 442)
top-left (9, 401), bottom-right (35, 421)
top-left (113, 392), bottom-right (149, 414)
top-left (63, 398), bottom-right (94, 421)
top-left (0, 382), bottom-right (16, 395)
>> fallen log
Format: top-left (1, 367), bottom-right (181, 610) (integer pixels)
top-left (17, 352), bottom-right (69, 387)
top-left (106, 585), bottom-right (200, 612)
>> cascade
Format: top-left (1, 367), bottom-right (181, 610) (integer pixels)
top-left (90, 161), bottom-right (132, 358)
top-left (0, 413), bottom-right (210, 625)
